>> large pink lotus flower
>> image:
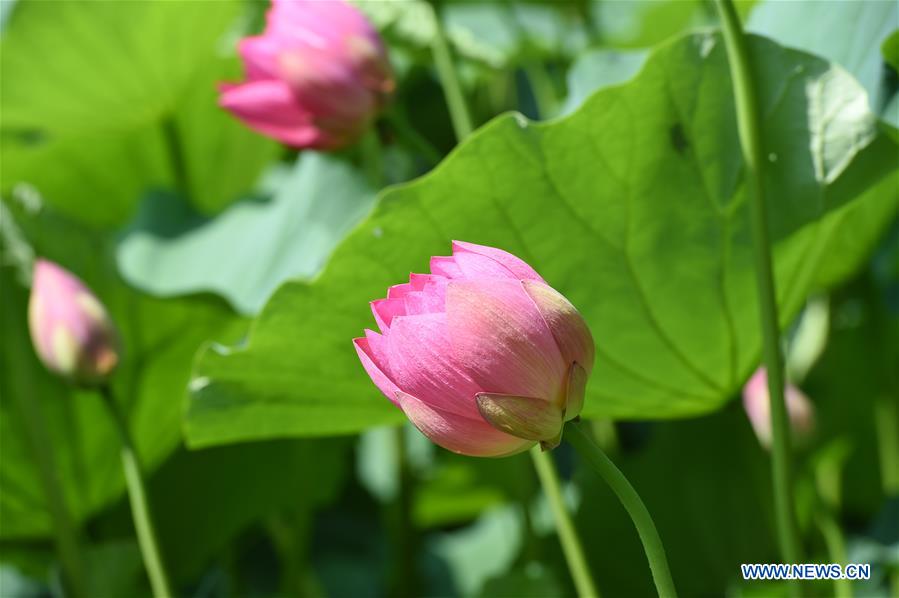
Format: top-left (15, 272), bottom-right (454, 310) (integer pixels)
top-left (219, 0), bottom-right (394, 150)
top-left (742, 367), bottom-right (815, 449)
top-left (28, 259), bottom-right (120, 386)
top-left (354, 241), bottom-right (595, 457)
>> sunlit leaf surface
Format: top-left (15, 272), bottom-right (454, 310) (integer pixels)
top-left (184, 33), bottom-right (898, 447)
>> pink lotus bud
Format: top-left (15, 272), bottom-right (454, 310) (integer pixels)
top-left (219, 0), bottom-right (394, 150)
top-left (354, 241), bottom-right (595, 457)
top-left (742, 368), bottom-right (815, 449)
top-left (28, 259), bottom-right (120, 386)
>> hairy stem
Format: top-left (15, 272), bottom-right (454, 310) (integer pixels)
top-left (100, 386), bottom-right (173, 598)
top-left (715, 0), bottom-right (802, 566)
top-left (359, 128), bottom-right (384, 188)
top-left (530, 447), bottom-right (600, 598)
top-left (388, 425), bottom-right (419, 598)
top-left (816, 511), bottom-right (852, 598)
top-left (566, 422), bottom-right (676, 598)
top-left (428, 1), bottom-right (473, 141)
top-left (162, 116), bottom-right (189, 201)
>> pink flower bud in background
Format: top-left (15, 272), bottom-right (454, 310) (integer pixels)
top-left (219, 0), bottom-right (394, 150)
top-left (28, 259), bottom-right (120, 386)
top-left (354, 241), bottom-right (595, 457)
top-left (742, 367), bottom-right (815, 449)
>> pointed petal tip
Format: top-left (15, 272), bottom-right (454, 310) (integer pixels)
top-left (397, 390), bottom-right (533, 457)
top-left (475, 393), bottom-right (563, 442)
top-left (563, 362), bottom-right (588, 421)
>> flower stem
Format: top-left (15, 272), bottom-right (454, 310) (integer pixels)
top-left (100, 385), bottom-right (173, 598)
top-left (529, 447), bottom-right (599, 598)
top-left (525, 63), bottom-right (559, 119)
top-left (863, 274), bottom-right (899, 496)
top-left (359, 128), bottom-right (384, 188)
top-left (816, 511), bottom-right (852, 598)
top-left (162, 116), bottom-right (189, 201)
top-left (714, 0), bottom-right (802, 566)
top-left (565, 422), bottom-right (676, 598)
top-left (428, 1), bottom-right (473, 141)
top-left (388, 425), bottom-right (419, 597)
top-left (874, 393), bottom-right (899, 494)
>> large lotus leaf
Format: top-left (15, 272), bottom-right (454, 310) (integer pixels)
top-left (117, 153), bottom-right (376, 315)
top-left (747, 0), bottom-right (898, 111)
top-left (0, 206), bottom-right (244, 538)
top-left (0, 0), bottom-right (277, 226)
top-left (0, 0), bottom-right (235, 134)
top-left (590, 0), bottom-right (711, 49)
top-left (184, 33), bottom-right (898, 447)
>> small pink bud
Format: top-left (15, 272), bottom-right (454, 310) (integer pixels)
top-left (742, 367), bottom-right (815, 449)
top-left (219, 0), bottom-right (394, 150)
top-left (28, 259), bottom-right (120, 386)
top-left (354, 241), bottom-right (595, 457)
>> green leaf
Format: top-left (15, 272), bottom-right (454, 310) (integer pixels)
top-left (0, 207), bottom-right (244, 538)
top-left (0, 0), bottom-right (278, 226)
top-left (560, 48), bottom-right (648, 116)
top-left (808, 169), bottom-right (899, 290)
top-left (117, 154), bottom-right (376, 315)
top-left (883, 30), bottom-right (899, 72)
top-left (428, 507), bottom-right (523, 597)
top-left (478, 565), bottom-right (563, 598)
top-left (0, 0), bottom-right (238, 134)
top-left (591, 0), bottom-right (711, 49)
top-left (747, 0), bottom-right (898, 109)
top-left (125, 439), bottom-right (350, 582)
top-left (413, 451), bottom-right (534, 529)
top-left (184, 33), bottom-right (898, 447)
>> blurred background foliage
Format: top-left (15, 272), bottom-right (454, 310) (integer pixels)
top-left (1, 1), bottom-right (897, 597)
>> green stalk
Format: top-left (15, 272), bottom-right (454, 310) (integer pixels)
top-left (100, 386), bottom-right (173, 598)
top-left (428, 1), bottom-right (473, 141)
top-left (815, 512), bottom-right (852, 598)
top-left (525, 64), bottom-right (559, 119)
top-left (874, 395), bottom-right (899, 494)
top-left (530, 448), bottom-right (600, 598)
top-left (162, 116), bottom-right (189, 200)
top-left (864, 274), bottom-right (899, 496)
top-left (388, 426), bottom-right (419, 597)
top-left (359, 128), bottom-right (384, 188)
top-left (566, 422), bottom-right (676, 598)
top-left (714, 0), bottom-right (802, 565)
